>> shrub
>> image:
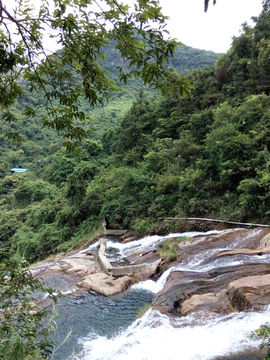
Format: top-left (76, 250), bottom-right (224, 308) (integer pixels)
top-left (11, 225), bottom-right (40, 263)
top-left (157, 236), bottom-right (190, 263)
top-left (157, 239), bottom-right (178, 263)
top-left (0, 254), bottom-right (58, 360)
top-left (14, 180), bottom-right (57, 206)
top-left (133, 218), bottom-right (157, 236)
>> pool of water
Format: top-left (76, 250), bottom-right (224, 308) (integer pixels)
top-left (52, 288), bottom-right (154, 360)
top-left (43, 229), bottom-right (270, 360)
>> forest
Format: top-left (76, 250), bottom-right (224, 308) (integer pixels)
top-left (2, 1), bottom-right (270, 359)
top-left (1, 1), bottom-right (270, 266)
top-left (0, 45), bottom-right (222, 264)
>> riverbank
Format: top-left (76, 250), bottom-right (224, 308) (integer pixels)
top-left (31, 227), bottom-right (270, 359)
top-left (33, 225), bottom-right (270, 311)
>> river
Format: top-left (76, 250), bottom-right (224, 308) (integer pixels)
top-left (48, 230), bottom-right (270, 360)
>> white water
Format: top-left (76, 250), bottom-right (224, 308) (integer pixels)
top-left (132, 228), bottom-right (269, 294)
top-left (132, 266), bottom-right (174, 293)
top-left (78, 241), bottom-right (100, 253)
top-left (75, 228), bottom-right (269, 360)
top-left (77, 307), bottom-right (270, 360)
top-left (106, 230), bottom-right (222, 258)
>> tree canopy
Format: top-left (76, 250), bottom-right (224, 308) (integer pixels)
top-left (0, 252), bottom-right (59, 360)
top-left (0, 0), bottom-right (193, 151)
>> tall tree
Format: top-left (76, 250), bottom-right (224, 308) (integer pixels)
top-left (0, 0), bottom-right (192, 151)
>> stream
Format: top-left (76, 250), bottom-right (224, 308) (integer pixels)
top-left (49, 231), bottom-right (270, 360)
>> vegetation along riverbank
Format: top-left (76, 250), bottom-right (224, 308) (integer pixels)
top-left (2, 0), bottom-right (270, 359)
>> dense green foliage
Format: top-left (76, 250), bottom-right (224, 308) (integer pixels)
top-left (0, 0), bottom-right (196, 151)
top-left (0, 43), bottom-right (221, 149)
top-left (0, 41), bottom-right (221, 261)
top-left (0, 254), bottom-right (58, 360)
top-left (1, 1), bottom-right (270, 356)
top-left (2, 1), bottom-right (270, 266)
top-left (0, 1), bottom-right (224, 359)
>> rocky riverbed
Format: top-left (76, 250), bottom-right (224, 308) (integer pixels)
top-left (32, 228), bottom-right (270, 359)
top-left (32, 238), bottom-right (161, 298)
top-left (153, 228), bottom-right (270, 317)
top-left (33, 228), bottom-right (270, 317)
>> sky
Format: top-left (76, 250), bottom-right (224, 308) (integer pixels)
top-left (2, 0), bottom-right (265, 55)
top-left (158, 0), bottom-right (264, 53)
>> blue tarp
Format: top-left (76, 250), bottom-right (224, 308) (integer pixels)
top-left (11, 168), bottom-right (28, 173)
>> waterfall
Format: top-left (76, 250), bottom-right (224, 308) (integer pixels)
top-left (61, 229), bottom-right (270, 360)
top-left (131, 229), bottom-right (269, 294)
top-left (107, 230), bottom-right (222, 258)
top-left (76, 307), bottom-right (270, 360)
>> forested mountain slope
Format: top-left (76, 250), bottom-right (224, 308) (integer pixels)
top-left (89, 45), bottom-right (222, 138)
top-left (2, 2), bottom-right (270, 264)
top-left (0, 44), bottom-right (221, 175)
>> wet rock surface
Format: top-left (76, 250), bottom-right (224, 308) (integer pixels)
top-left (153, 228), bottom-right (270, 316)
top-left (32, 237), bottom-right (161, 297)
top-left (33, 227), bottom-right (270, 317)
top-left (215, 352), bottom-right (265, 360)
top-left (228, 274), bottom-right (270, 311)
top-left (33, 247), bottom-right (138, 297)
top-left (77, 273), bottom-right (136, 296)
top-left (32, 249), bottom-right (101, 298)
top-left (180, 290), bottom-right (231, 316)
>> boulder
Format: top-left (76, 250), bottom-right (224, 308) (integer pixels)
top-left (153, 264), bottom-right (270, 313)
top-left (77, 273), bottom-right (135, 296)
top-left (227, 274), bottom-right (270, 311)
top-left (259, 232), bottom-right (270, 248)
top-left (121, 231), bottom-right (136, 240)
top-left (180, 289), bottom-right (231, 316)
top-left (123, 236), bottom-right (139, 243)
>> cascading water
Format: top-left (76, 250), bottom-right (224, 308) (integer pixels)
top-left (76, 307), bottom-right (270, 360)
top-left (107, 230), bottom-right (222, 258)
top-left (53, 229), bottom-right (270, 360)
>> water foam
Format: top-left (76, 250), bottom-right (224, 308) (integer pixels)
top-left (131, 267), bottom-right (174, 294)
top-left (73, 228), bottom-right (269, 360)
top-left (108, 230), bottom-right (222, 258)
top-left (77, 307), bottom-right (270, 360)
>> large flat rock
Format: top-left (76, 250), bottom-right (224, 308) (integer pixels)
top-left (180, 289), bottom-right (231, 316)
top-left (44, 253), bottom-right (98, 277)
top-left (227, 273), bottom-right (270, 311)
top-left (77, 273), bottom-right (136, 296)
top-left (153, 264), bottom-right (270, 313)
top-left (152, 228), bottom-right (270, 314)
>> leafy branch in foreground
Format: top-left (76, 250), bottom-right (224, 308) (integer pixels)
top-left (0, 252), bottom-right (59, 360)
top-left (0, 0), bottom-right (193, 151)
top-left (253, 323), bottom-right (270, 360)
top-left (204, 0), bottom-right (217, 12)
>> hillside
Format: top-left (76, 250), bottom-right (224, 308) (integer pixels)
top-left (4, 2), bottom-right (270, 263)
top-left (89, 45), bottom-right (222, 138)
top-left (0, 43), bottom-right (221, 176)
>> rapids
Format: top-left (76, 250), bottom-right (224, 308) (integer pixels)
top-left (51, 230), bottom-right (269, 360)
top-left (76, 307), bottom-right (270, 360)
